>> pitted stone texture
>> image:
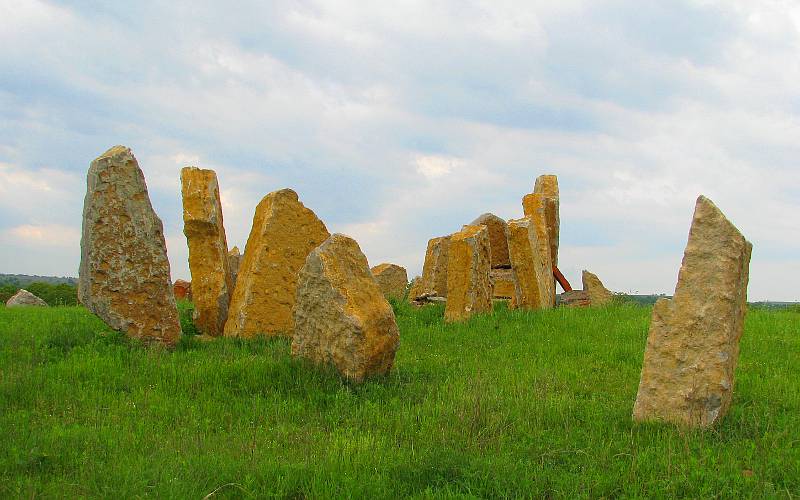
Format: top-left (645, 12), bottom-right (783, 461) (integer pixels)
top-left (490, 268), bottom-right (517, 300)
top-left (181, 167), bottom-right (233, 336)
top-left (521, 193), bottom-right (555, 305)
top-left (6, 289), bottom-right (48, 307)
top-left (173, 280), bottom-right (192, 301)
top-left (78, 146), bottom-right (180, 346)
top-left (582, 270), bottom-right (614, 306)
top-left (558, 290), bottom-right (591, 307)
top-left (409, 235), bottom-right (451, 301)
top-left (533, 175), bottom-right (560, 269)
top-left (292, 234), bottom-right (400, 382)
top-left (633, 196), bottom-right (752, 428)
top-left (224, 189), bottom-right (329, 338)
top-left (371, 263), bottom-right (409, 300)
top-left (469, 213), bottom-right (510, 268)
top-left (227, 246), bottom-right (243, 287)
top-left (445, 225), bottom-right (492, 322)
top-left (507, 217), bottom-right (551, 310)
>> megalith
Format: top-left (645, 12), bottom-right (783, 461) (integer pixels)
top-left (444, 225), bottom-right (492, 322)
top-left (408, 235), bottom-right (451, 301)
top-left (227, 246), bottom-right (243, 287)
top-left (371, 263), bottom-right (409, 300)
top-left (533, 175), bottom-right (560, 269)
top-left (507, 217), bottom-right (551, 310)
top-left (469, 213), bottom-right (509, 268)
top-left (582, 270), bottom-right (614, 306)
top-left (522, 193), bottom-right (555, 305)
top-left (6, 289), bottom-right (48, 307)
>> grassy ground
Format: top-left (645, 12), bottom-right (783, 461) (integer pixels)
top-left (1, 301), bottom-right (799, 498)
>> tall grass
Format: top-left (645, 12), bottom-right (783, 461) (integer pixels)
top-left (1, 302), bottom-right (798, 497)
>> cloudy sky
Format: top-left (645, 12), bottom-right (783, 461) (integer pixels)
top-left (1, 0), bottom-right (798, 301)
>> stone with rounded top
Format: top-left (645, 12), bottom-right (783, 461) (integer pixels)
top-left (408, 235), bottom-right (451, 301)
top-left (173, 280), bottom-right (192, 300)
top-left (469, 213), bottom-right (509, 268)
top-left (371, 263), bottom-right (408, 300)
top-left (445, 225), bottom-right (492, 322)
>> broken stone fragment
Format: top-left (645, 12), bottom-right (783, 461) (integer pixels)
top-left (582, 270), bottom-right (614, 306)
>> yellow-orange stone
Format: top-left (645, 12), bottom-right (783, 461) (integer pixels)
top-left (507, 217), bottom-right (551, 310)
top-left (224, 189), bottom-right (330, 338)
top-left (444, 225), bottom-right (492, 322)
top-left (409, 235), bottom-right (451, 301)
top-left (582, 270), bottom-right (614, 306)
top-left (181, 167), bottom-right (233, 336)
top-left (292, 234), bottom-right (400, 382)
top-left (522, 193), bottom-right (555, 305)
top-left (533, 175), bottom-right (560, 269)
top-left (469, 213), bottom-right (510, 268)
top-left (490, 268), bottom-right (517, 299)
top-left (371, 263), bottom-right (409, 300)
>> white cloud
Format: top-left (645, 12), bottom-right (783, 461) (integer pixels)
top-left (3, 224), bottom-right (79, 247)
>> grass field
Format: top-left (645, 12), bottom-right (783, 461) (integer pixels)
top-left (1, 301), bottom-right (799, 498)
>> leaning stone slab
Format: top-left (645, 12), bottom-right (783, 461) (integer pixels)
top-left (224, 189), bottom-right (329, 338)
top-left (6, 289), bottom-right (48, 307)
top-left (78, 146), bottom-right (181, 346)
top-left (469, 213), bottom-right (510, 268)
top-left (522, 193), bottom-right (555, 305)
top-left (582, 270), bottom-right (614, 306)
top-left (181, 167), bottom-right (233, 336)
top-left (507, 217), bottom-right (551, 310)
top-left (409, 235), bottom-right (451, 301)
top-left (371, 263), bottom-right (408, 300)
top-left (444, 225), bottom-right (492, 322)
top-left (292, 234), bottom-right (400, 382)
top-left (533, 175), bottom-right (560, 269)
top-left (633, 196), bottom-right (752, 427)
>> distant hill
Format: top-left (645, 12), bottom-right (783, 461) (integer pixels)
top-left (0, 274), bottom-right (78, 287)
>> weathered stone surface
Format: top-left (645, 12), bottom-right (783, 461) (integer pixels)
top-left (227, 246), bottom-right (243, 286)
top-left (444, 225), bottom-right (492, 322)
top-left (371, 263), bottom-right (408, 300)
top-left (181, 167), bottom-right (233, 336)
top-left (520, 194), bottom-right (556, 305)
top-left (173, 280), bottom-right (192, 301)
top-left (6, 289), bottom-right (48, 307)
top-left (78, 146), bottom-right (180, 346)
top-left (469, 213), bottom-right (510, 268)
top-left (533, 175), bottom-right (560, 269)
top-left (292, 234), bottom-right (400, 382)
top-left (409, 235), bottom-right (451, 301)
top-left (633, 196), bottom-right (752, 427)
top-left (558, 290), bottom-right (591, 307)
top-left (583, 270), bottom-right (614, 306)
top-left (507, 217), bottom-right (551, 310)
top-left (490, 268), bottom-right (517, 299)
top-left (224, 189), bottom-right (330, 338)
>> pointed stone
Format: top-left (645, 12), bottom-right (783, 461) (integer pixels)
top-left (181, 167), bottom-right (233, 336)
top-left (371, 263), bottom-right (409, 300)
top-left (633, 196), bottom-right (752, 427)
top-left (292, 234), bottom-right (400, 382)
top-left (469, 213), bottom-right (510, 268)
top-left (78, 146), bottom-right (180, 346)
top-left (522, 193), bottom-right (555, 305)
top-left (507, 217), bottom-right (551, 310)
top-left (6, 289), bottom-right (48, 307)
top-left (582, 270), bottom-right (614, 306)
top-left (533, 175), bottom-right (560, 269)
top-left (227, 246), bottom-right (243, 287)
top-left (408, 235), bottom-right (451, 301)
top-left (224, 189), bottom-right (330, 338)
top-left (444, 225), bottom-right (492, 322)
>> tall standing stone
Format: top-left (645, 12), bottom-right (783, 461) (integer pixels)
top-left (181, 167), bottom-right (233, 336)
top-left (293, 234), bottom-right (400, 382)
top-left (582, 270), bottom-right (614, 306)
top-left (533, 175), bottom-right (560, 269)
top-left (633, 196), bottom-right (752, 427)
top-left (224, 189), bottom-right (330, 338)
top-left (507, 217), bottom-right (551, 310)
top-left (227, 246), bottom-right (243, 287)
top-left (371, 263), bottom-right (409, 300)
top-left (78, 146), bottom-right (180, 346)
top-left (444, 225), bottom-right (492, 322)
top-left (522, 193), bottom-right (555, 305)
top-left (469, 213), bottom-right (509, 268)
top-left (408, 235), bottom-right (451, 301)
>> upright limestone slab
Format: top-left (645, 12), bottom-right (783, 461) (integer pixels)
top-left (507, 217), bottom-right (551, 310)
top-left (469, 213), bottom-right (510, 268)
top-left (181, 167), bottom-right (233, 336)
top-left (78, 146), bottom-right (180, 346)
top-left (533, 175), bottom-right (560, 269)
top-left (293, 234), bottom-right (400, 382)
top-left (582, 270), bottom-right (613, 306)
top-left (522, 193), bottom-right (555, 305)
top-left (227, 246), bottom-right (243, 286)
top-left (409, 235), bottom-right (451, 301)
top-left (371, 263), bottom-right (409, 300)
top-left (633, 196), bottom-right (752, 427)
top-left (444, 225), bottom-right (492, 322)
top-left (224, 189), bottom-right (329, 337)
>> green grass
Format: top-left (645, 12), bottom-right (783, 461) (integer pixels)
top-left (1, 302), bottom-right (799, 498)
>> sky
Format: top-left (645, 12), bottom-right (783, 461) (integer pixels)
top-left (0, 0), bottom-right (798, 301)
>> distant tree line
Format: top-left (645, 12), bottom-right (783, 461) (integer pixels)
top-left (0, 281), bottom-right (78, 306)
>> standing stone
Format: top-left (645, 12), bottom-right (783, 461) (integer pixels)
top-left (181, 167), bottom-right (233, 336)
top-left (444, 225), bottom-right (492, 322)
top-left (371, 263), bottom-right (409, 300)
top-left (78, 146), bottom-right (180, 346)
top-left (507, 217), bottom-right (551, 310)
top-left (224, 189), bottom-right (329, 338)
top-left (469, 213), bottom-right (509, 268)
top-left (173, 280), bottom-right (192, 301)
top-left (408, 235), bottom-right (451, 301)
top-left (292, 234), bottom-right (400, 382)
top-left (522, 193), bottom-right (556, 305)
top-left (582, 270), bottom-right (614, 306)
top-left (490, 268), bottom-right (517, 300)
top-left (227, 246), bottom-right (243, 286)
top-left (6, 289), bottom-right (48, 307)
top-left (533, 175), bottom-right (560, 269)
top-left (633, 196), bottom-right (752, 427)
